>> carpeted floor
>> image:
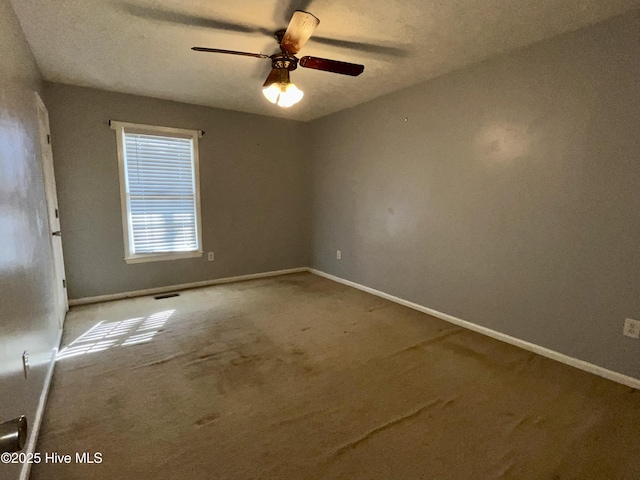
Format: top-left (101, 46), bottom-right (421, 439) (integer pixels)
top-left (31, 272), bottom-right (640, 479)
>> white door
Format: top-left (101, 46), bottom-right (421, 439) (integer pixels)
top-left (35, 92), bottom-right (68, 326)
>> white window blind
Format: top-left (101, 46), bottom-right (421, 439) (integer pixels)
top-left (112, 121), bottom-right (203, 263)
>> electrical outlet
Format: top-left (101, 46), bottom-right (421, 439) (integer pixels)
top-left (207, 252), bottom-right (214, 262)
top-left (336, 250), bottom-right (341, 260)
top-left (623, 318), bottom-right (640, 339)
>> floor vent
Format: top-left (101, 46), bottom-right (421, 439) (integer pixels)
top-left (154, 293), bottom-right (180, 300)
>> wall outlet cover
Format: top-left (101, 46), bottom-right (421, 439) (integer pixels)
top-left (623, 318), bottom-right (640, 339)
top-left (336, 250), bottom-right (342, 260)
top-left (207, 252), bottom-right (214, 262)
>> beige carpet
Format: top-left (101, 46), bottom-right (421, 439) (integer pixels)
top-left (31, 272), bottom-right (640, 479)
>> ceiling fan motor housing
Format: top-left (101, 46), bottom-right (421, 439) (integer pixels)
top-left (271, 52), bottom-right (298, 71)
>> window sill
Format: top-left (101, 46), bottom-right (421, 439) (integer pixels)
top-left (124, 251), bottom-right (203, 264)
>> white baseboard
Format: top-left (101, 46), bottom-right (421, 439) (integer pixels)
top-left (19, 326), bottom-right (62, 480)
top-left (68, 267), bottom-right (308, 306)
top-left (309, 268), bottom-right (640, 391)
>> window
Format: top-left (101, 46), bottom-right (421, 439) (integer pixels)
top-left (111, 121), bottom-right (203, 264)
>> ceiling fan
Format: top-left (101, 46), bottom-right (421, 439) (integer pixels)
top-left (192, 10), bottom-right (364, 108)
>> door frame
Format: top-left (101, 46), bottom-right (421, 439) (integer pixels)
top-left (35, 92), bottom-right (68, 326)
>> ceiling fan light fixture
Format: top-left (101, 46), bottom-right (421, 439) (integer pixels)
top-left (262, 83), bottom-right (282, 104)
top-left (262, 82), bottom-right (304, 108)
top-left (193, 10), bottom-right (364, 110)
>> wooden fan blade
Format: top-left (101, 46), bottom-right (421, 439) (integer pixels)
top-left (299, 56), bottom-right (364, 76)
top-left (191, 47), bottom-right (270, 59)
top-left (280, 10), bottom-right (319, 54)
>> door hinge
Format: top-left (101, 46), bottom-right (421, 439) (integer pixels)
top-left (62, 279), bottom-right (66, 289)
top-left (47, 134), bottom-right (51, 144)
top-left (55, 208), bottom-right (59, 219)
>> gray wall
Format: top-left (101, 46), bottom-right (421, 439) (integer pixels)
top-left (310, 12), bottom-right (640, 379)
top-left (44, 84), bottom-right (311, 299)
top-left (0, 1), bottom-right (60, 478)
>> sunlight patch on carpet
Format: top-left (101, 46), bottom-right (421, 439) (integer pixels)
top-left (57, 309), bottom-right (174, 360)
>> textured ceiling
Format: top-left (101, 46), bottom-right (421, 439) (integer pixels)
top-left (11, 0), bottom-right (640, 121)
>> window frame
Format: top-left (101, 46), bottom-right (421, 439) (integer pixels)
top-left (111, 120), bottom-right (204, 264)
